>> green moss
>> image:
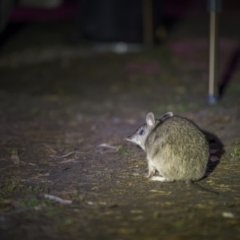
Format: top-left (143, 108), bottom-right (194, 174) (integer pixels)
top-left (10, 149), bottom-right (19, 156)
top-left (19, 197), bottom-right (41, 209)
top-left (117, 146), bottom-right (129, 156)
top-left (230, 146), bottom-right (240, 158)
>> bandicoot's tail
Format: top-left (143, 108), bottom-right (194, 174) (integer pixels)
top-left (186, 180), bottom-right (219, 195)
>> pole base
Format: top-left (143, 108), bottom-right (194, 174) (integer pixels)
top-left (208, 94), bottom-right (218, 104)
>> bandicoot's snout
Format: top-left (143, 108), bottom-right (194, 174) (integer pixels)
top-left (125, 136), bottom-right (132, 142)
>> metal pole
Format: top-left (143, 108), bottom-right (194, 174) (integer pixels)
top-left (209, 10), bottom-right (218, 103)
top-left (207, 0), bottom-right (222, 104)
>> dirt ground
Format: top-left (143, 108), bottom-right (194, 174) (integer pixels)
top-left (1, 8), bottom-right (240, 240)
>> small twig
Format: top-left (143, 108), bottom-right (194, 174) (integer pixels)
top-left (44, 194), bottom-right (72, 204)
top-left (49, 151), bottom-right (76, 159)
top-left (97, 143), bottom-right (118, 150)
top-left (60, 159), bottom-right (77, 164)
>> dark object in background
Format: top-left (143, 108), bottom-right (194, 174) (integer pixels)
top-left (218, 42), bottom-right (240, 100)
top-left (79, 0), bottom-right (163, 43)
top-left (0, 0), bottom-right (15, 33)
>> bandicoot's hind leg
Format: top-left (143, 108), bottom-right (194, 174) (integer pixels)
top-left (147, 163), bottom-right (157, 178)
top-left (150, 176), bottom-right (174, 182)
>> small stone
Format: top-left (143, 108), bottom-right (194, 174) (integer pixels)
top-left (222, 212), bottom-right (234, 218)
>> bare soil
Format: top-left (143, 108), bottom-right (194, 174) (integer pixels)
top-left (0, 16), bottom-right (240, 240)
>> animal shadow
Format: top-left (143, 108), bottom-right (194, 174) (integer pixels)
top-left (202, 130), bottom-right (224, 177)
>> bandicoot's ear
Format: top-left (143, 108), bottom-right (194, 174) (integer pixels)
top-left (160, 112), bottom-right (173, 122)
top-left (146, 112), bottom-right (155, 126)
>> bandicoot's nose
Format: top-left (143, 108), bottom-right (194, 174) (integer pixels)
top-left (125, 136), bottom-right (131, 141)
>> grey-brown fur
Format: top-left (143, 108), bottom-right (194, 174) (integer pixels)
top-left (126, 112), bottom-right (209, 182)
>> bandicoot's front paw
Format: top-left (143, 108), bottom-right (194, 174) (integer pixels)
top-left (150, 176), bottom-right (175, 182)
top-left (147, 168), bottom-right (156, 178)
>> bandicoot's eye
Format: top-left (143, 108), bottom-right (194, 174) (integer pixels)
top-left (139, 129), bottom-right (145, 135)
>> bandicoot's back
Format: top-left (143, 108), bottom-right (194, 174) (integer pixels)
top-left (145, 115), bottom-right (209, 181)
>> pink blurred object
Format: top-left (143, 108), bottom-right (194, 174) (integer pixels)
top-left (210, 156), bottom-right (220, 162)
top-left (10, 0), bottom-right (78, 22)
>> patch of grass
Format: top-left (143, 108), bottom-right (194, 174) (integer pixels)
top-left (0, 183), bottom-right (16, 195)
top-left (117, 146), bottom-right (129, 156)
top-left (26, 185), bottom-right (49, 195)
top-left (19, 197), bottom-right (41, 209)
top-left (64, 145), bottom-right (77, 151)
top-left (173, 220), bottom-right (183, 231)
top-left (6, 184), bottom-right (16, 192)
top-left (153, 211), bottom-right (161, 219)
top-left (30, 107), bottom-right (40, 116)
top-left (17, 196), bottom-right (61, 211)
top-left (0, 183), bottom-right (49, 201)
top-left (60, 218), bottom-right (75, 226)
top-left (44, 206), bottom-right (62, 216)
top-left (106, 174), bottom-right (112, 179)
top-left (0, 184), bottom-right (16, 203)
top-left (230, 146), bottom-right (240, 158)
top-left (10, 149), bottom-right (18, 156)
